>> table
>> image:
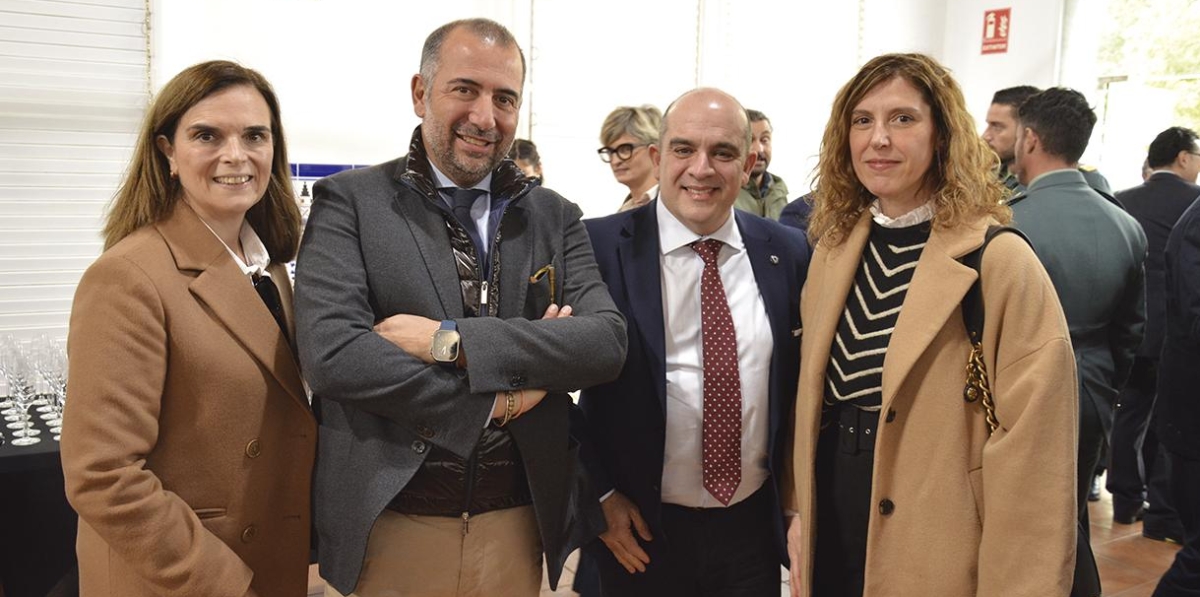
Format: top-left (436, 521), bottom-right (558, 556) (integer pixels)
top-left (0, 404), bottom-right (63, 473)
top-left (0, 403), bottom-right (78, 597)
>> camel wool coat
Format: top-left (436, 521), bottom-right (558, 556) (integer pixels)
top-left (61, 202), bottom-right (317, 597)
top-left (785, 212), bottom-right (1079, 596)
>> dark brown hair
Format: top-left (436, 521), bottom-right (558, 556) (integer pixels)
top-left (104, 60), bottom-right (300, 262)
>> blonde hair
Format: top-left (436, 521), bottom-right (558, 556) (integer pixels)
top-left (599, 105), bottom-right (662, 147)
top-left (808, 53), bottom-right (1009, 246)
top-left (104, 60), bottom-right (300, 262)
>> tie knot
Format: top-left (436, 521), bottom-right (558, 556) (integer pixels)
top-left (446, 187), bottom-right (485, 211)
top-left (691, 238), bottom-right (723, 264)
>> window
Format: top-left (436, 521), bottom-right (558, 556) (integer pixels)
top-left (0, 0), bottom-right (148, 341)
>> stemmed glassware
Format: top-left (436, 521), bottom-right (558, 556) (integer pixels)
top-left (30, 336), bottom-right (67, 441)
top-left (0, 337), bottom-right (41, 446)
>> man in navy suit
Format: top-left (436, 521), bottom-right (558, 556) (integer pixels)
top-left (1152, 184), bottom-right (1200, 596)
top-left (1109, 127), bottom-right (1200, 539)
top-left (580, 88), bottom-right (810, 596)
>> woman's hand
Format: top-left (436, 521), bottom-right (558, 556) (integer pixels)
top-left (787, 515), bottom-right (803, 597)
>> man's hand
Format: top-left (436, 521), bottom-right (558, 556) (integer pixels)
top-left (488, 303), bottom-right (571, 421)
top-left (787, 514), bottom-right (803, 597)
top-left (598, 491), bottom-right (653, 574)
top-left (373, 314), bottom-right (440, 364)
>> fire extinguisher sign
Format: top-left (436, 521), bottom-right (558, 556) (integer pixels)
top-left (982, 8), bottom-right (1011, 54)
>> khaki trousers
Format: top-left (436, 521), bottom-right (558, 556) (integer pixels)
top-left (324, 505), bottom-right (542, 597)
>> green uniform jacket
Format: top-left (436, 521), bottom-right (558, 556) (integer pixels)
top-left (735, 171), bottom-right (789, 220)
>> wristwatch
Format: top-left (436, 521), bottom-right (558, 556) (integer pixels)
top-left (430, 320), bottom-right (461, 365)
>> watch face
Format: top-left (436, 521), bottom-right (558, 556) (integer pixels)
top-left (432, 330), bottom-right (460, 362)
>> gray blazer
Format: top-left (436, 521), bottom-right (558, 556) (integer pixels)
top-left (295, 142), bottom-right (627, 593)
top-left (1010, 168), bottom-right (1147, 433)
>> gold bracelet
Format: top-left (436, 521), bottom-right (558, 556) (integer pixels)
top-left (512, 388), bottom-right (526, 420)
top-left (497, 391), bottom-right (517, 427)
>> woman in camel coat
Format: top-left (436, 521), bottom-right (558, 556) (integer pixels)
top-left (784, 53), bottom-right (1079, 596)
top-left (61, 61), bottom-right (315, 597)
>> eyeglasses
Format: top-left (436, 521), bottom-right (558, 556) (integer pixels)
top-left (597, 143), bottom-right (648, 163)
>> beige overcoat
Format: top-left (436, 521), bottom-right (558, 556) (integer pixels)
top-left (785, 212), bottom-right (1079, 596)
top-left (61, 202), bottom-right (316, 597)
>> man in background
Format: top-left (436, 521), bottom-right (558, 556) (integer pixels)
top-left (1008, 87), bottom-right (1147, 538)
top-left (734, 109), bottom-right (789, 220)
top-left (1109, 126), bottom-right (1199, 542)
top-left (1151, 184), bottom-right (1200, 596)
top-left (984, 85), bottom-right (1112, 196)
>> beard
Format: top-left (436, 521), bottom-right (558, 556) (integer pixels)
top-left (425, 120), bottom-right (510, 187)
top-left (752, 154), bottom-right (768, 176)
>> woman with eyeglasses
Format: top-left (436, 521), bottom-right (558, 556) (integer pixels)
top-left (597, 105), bottom-right (662, 212)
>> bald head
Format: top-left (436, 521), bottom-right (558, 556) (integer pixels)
top-left (659, 88), bottom-right (753, 154)
top-left (651, 87), bottom-right (756, 236)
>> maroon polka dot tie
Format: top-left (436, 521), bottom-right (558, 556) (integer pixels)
top-left (691, 239), bottom-right (742, 506)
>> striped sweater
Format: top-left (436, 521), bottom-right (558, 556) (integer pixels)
top-left (824, 222), bottom-right (931, 411)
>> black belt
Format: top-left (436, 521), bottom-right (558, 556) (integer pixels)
top-left (821, 403), bottom-right (879, 455)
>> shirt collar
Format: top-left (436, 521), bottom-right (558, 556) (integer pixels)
top-left (429, 159), bottom-right (492, 194)
top-left (759, 172), bottom-right (774, 195)
top-left (868, 198), bottom-right (935, 228)
top-left (1027, 167), bottom-right (1076, 189)
top-left (197, 218), bottom-right (272, 278)
top-left (656, 198), bottom-right (744, 256)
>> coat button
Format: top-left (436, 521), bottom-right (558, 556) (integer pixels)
top-left (245, 439), bottom-right (261, 459)
top-left (411, 440), bottom-right (427, 454)
top-left (417, 425), bottom-right (435, 440)
top-left (241, 525), bottom-right (258, 543)
top-left (885, 409), bottom-right (897, 423)
top-left (879, 499), bottom-right (895, 516)
top-left (509, 375), bottom-right (526, 387)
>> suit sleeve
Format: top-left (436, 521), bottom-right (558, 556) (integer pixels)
top-left (296, 174), bottom-right (499, 458)
top-left (976, 235), bottom-right (1079, 597)
top-left (1108, 228), bottom-right (1147, 390)
top-left (1176, 212), bottom-right (1200, 344)
top-left (456, 200), bottom-right (628, 395)
top-left (61, 256), bottom-right (254, 597)
top-left (296, 176), bottom-right (626, 459)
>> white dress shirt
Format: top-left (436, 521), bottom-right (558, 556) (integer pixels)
top-left (657, 200), bottom-right (773, 508)
top-left (197, 217), bottom-right (272, 280)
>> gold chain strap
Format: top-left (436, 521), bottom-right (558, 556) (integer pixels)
top-left (964, 340), bottom-right (999, 435)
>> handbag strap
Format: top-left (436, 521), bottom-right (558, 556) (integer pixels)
top-left (960, 225), bottom-right (1033, 435)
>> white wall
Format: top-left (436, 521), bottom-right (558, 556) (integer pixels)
top-left (152, 0), bottom-right (866, 218)
top-left (153, 0), bottom-right (1091, 217)
top-left (940, 0), bottom-right (1065, 133)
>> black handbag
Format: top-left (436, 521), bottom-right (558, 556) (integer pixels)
top-left (960, 225), bottom-right (1103, 597)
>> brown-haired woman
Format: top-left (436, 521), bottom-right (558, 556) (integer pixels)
top-left (61, 60), bottom-right (315, 597)
top-left (784, 53), bottom-right (1078, 596)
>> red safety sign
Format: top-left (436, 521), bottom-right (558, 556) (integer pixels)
top-left (982, 8), bottom-right (1011, 55)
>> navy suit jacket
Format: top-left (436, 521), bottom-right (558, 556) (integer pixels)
top-left (1116, 171), bottom-right (1200, 358)
top-left (579, 201), bottom-right (809, 562)
top-left (1157, 195), bottom-right (1200, 458)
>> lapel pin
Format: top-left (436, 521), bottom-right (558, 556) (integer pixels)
top-left (769, 255), bottom-right (780, 265)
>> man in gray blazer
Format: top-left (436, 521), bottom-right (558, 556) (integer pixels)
top-left (1008, 87), bottom-right (1147, 534)
top-left (294, 18), bottom-right (627, 597)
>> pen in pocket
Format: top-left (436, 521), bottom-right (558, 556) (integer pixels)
top-left (529, 264), bottom-right (556, 305)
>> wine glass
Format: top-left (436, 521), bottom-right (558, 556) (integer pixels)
top-left (31, 336), bottom-right (67, 440)
top-left (1, 341), bottom-right (40, 446)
